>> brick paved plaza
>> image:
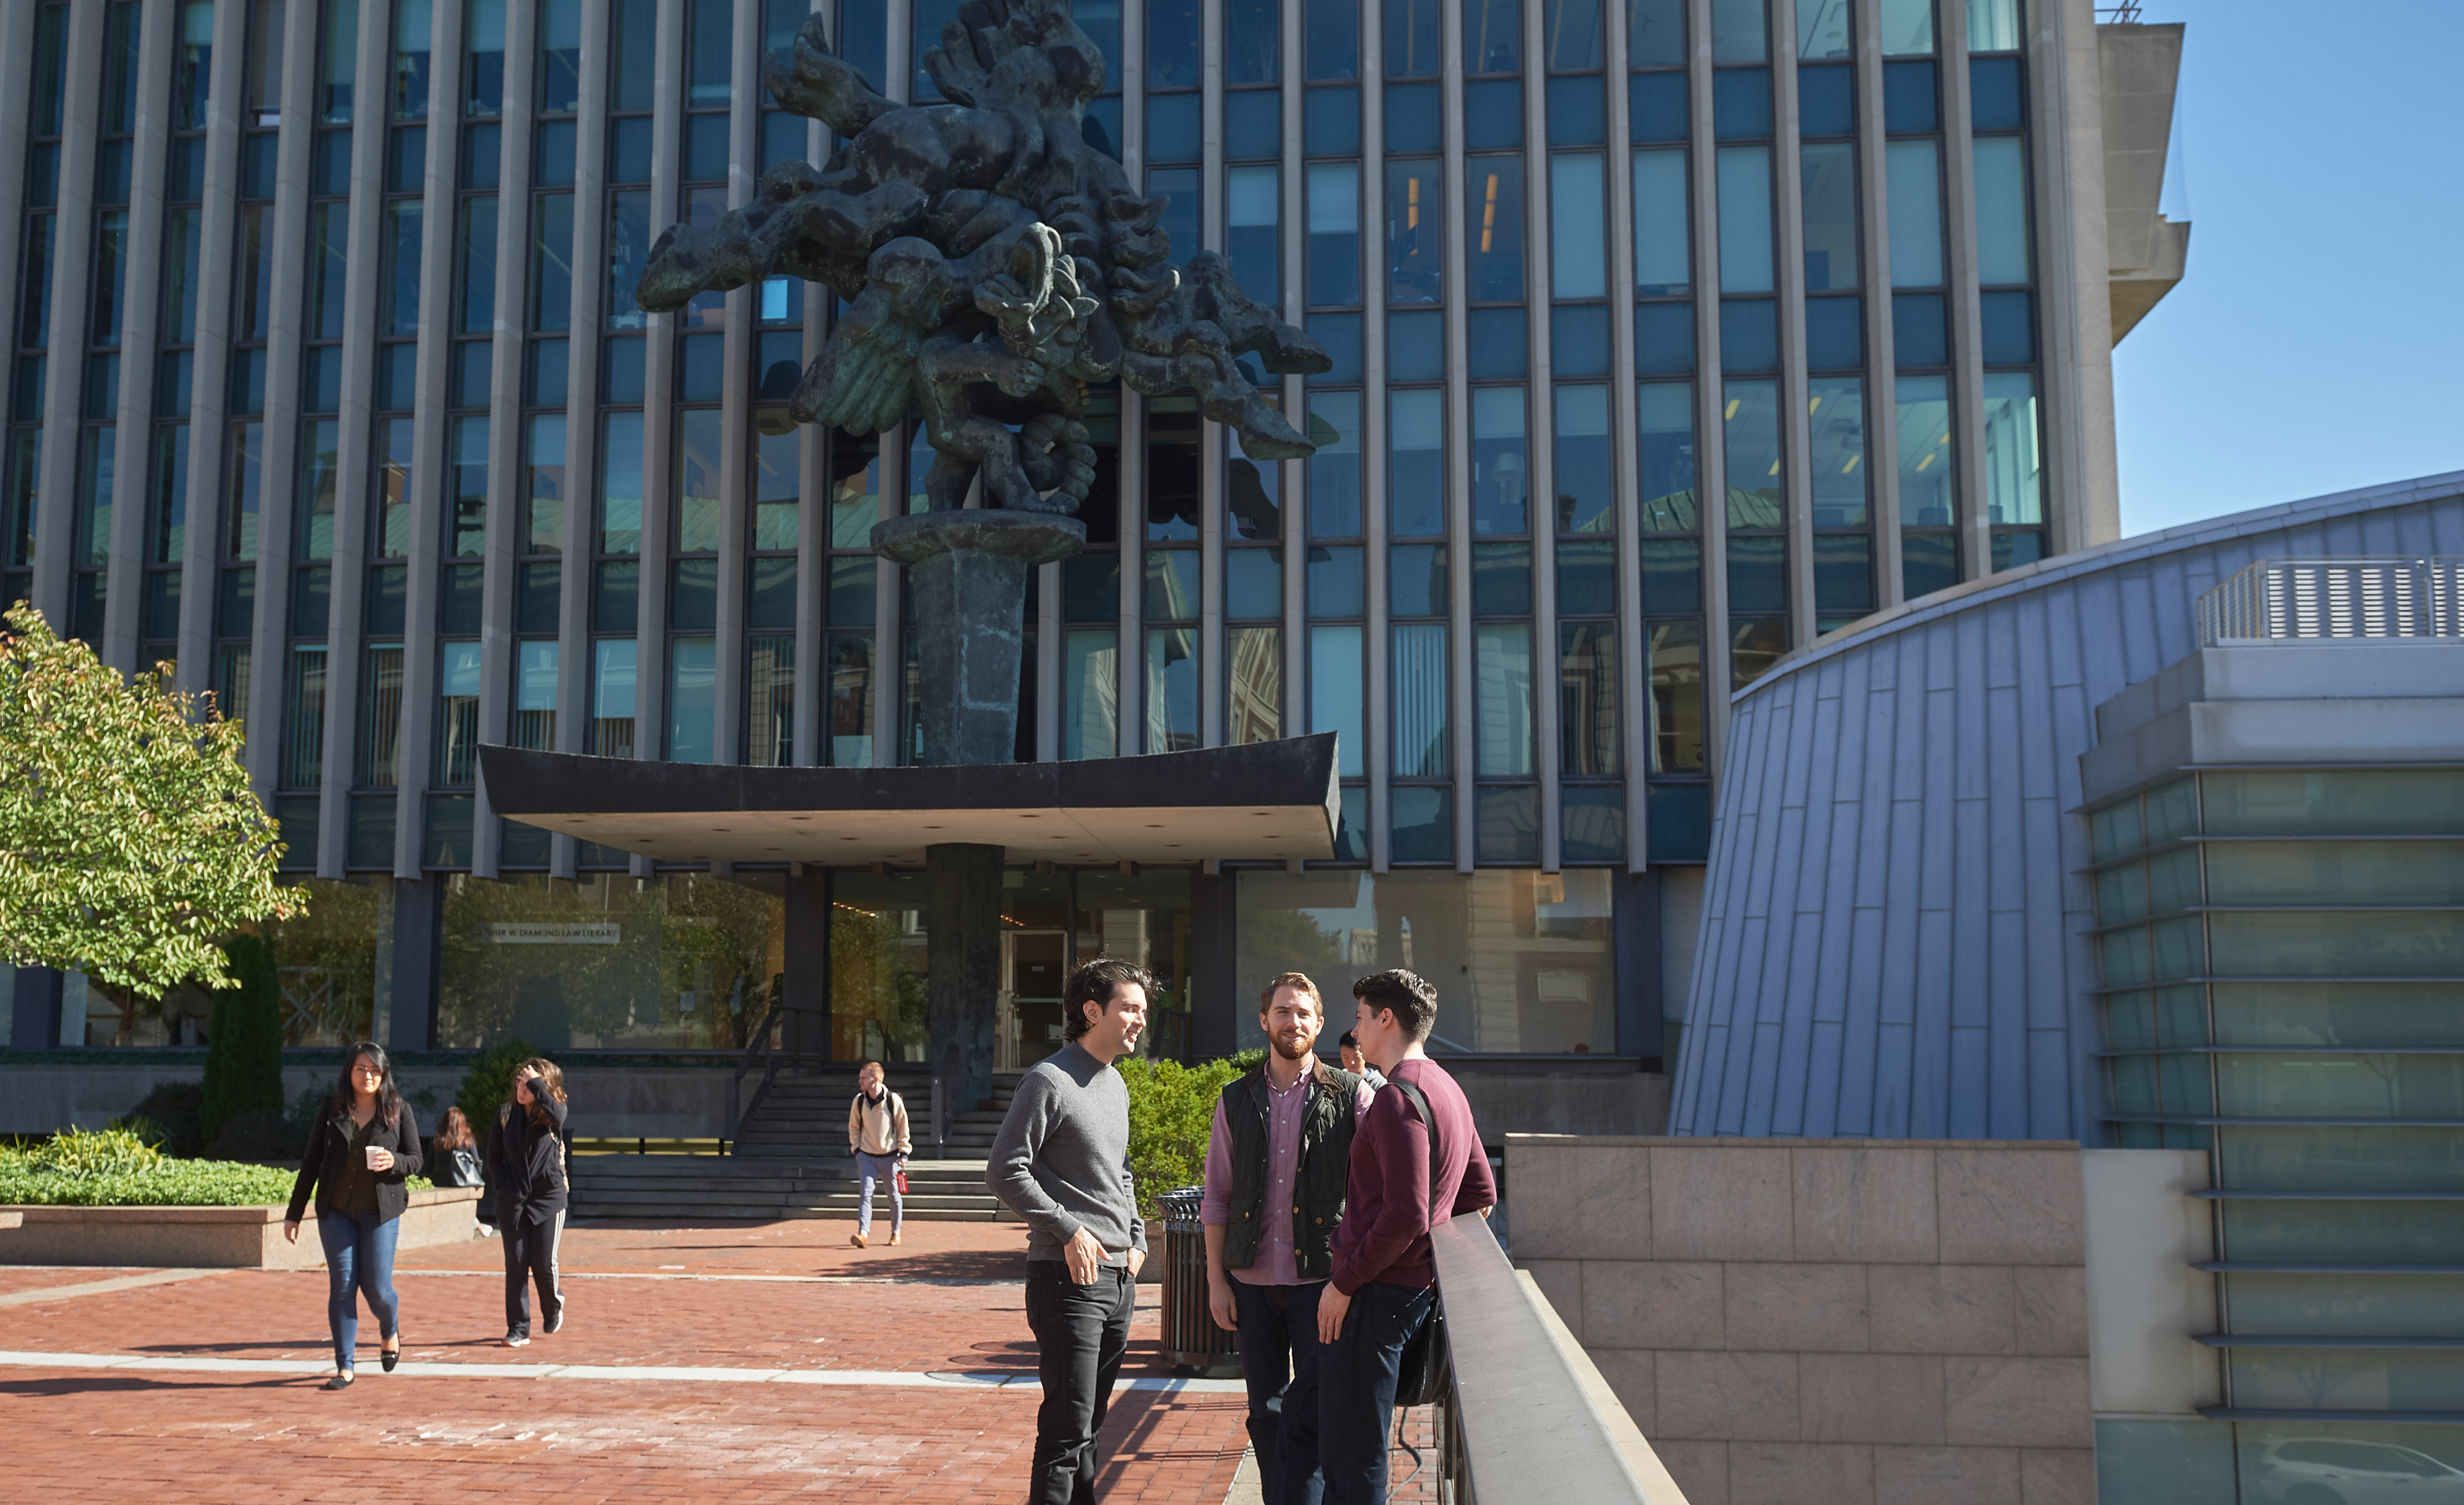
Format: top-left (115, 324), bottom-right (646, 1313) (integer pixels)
top-left (0, 1216), bottom-right (1445, 1503)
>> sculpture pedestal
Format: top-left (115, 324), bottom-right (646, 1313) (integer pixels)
top-left (875, 510), bottom-right (1084, 1111)
top-left (874, 510), bottom-right (1086, 768)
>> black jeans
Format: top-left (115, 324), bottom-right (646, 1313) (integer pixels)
top-left (1023, 1261), bottom-right (1136, 1505)
top-left (501, 1208), bottom-right (564, 1337)
top-left (1232, 1278), bottom-right (1327, 1505)
top-left (1317, 1280), bottom-right (1434, 1505)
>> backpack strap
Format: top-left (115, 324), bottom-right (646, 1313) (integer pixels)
top-left (1386, 1077), bottom-right (1444, 1229)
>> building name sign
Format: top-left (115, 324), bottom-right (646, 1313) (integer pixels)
top-left (481, 922), bottom-right (623, 946)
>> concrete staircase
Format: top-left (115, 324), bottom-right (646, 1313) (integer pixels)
top-left (568, 1154), bottom-right (1017, 1222)
top-left (732, 1068), bottom-right (1020, 1160)
top-left (563, 1069), bottom-right (1029, 1222)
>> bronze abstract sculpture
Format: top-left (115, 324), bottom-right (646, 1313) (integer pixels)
top-left (637, 0), bottom-right (1329, 521)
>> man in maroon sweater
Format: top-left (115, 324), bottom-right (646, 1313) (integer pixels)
top-left (1314, 969), bottom-right (1496, 1504)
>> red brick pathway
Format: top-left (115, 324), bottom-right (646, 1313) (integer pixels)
top-left (0, 1218), bottom-right (1252, 1503)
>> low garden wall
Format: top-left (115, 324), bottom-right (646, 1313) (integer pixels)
top-left (0, 1186), bottom-right (485, 1268)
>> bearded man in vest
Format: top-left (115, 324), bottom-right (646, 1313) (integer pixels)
top-left (1200, 971), bottom-right (1372, 1505)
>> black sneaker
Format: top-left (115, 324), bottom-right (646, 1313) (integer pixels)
top-left (503, 1332), bottom-right (530, 1348)
top-left (545, 1299), bottom-right (565, 1336)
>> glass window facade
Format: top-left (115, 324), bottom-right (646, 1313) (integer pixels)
top-left (6, 0), bottom-right (2080, 1058)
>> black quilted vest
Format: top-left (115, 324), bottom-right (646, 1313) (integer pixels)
top-left (1220, 1061), bottom-right (1365, 1278)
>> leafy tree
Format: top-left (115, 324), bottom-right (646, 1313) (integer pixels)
top-left (199, 933), bottom-right (285, 1145)
top-left (0, 605), bottom-right (303, 996)
top-left (1117, 1050), bottom-right (1265, 1219)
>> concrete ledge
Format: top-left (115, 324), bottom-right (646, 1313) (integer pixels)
top-left (0, 1187), bottom-right (485, 1268)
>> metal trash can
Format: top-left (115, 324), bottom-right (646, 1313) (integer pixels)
top-left (1157, 1187), bottom-right (1242, 1378)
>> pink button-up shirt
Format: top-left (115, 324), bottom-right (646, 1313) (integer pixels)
top-left (1200, 1065), bottom-right (1374, 1285)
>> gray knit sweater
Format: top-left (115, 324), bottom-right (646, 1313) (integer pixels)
top-left (986, 1042), bottom-right (1150, 1266)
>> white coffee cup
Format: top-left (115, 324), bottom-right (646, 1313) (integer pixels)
top-left (366, 1145), bottom-right (385, 1169)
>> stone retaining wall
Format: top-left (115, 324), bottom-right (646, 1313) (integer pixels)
top-left (0, 1187), bottom-right (486, 1268)
top-left (1507, 1135), bottom-right (2092, 1505)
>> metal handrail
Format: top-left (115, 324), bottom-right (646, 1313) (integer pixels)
top-left (1426, 1214), bottom-right (1688, 1503)
top-left (2196, 557), bottom-right (2464, 647)
top-left (724, 996), bottom-right (786, 1148)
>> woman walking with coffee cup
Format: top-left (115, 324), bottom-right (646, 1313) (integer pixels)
top-left (486, 1058), bottom-right (570, 1346)
top-left (284, 1042), bottom-right (423, 1389)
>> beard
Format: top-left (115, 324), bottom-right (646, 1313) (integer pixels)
top-left (1270, 1031), bottom-right (1315, 1062)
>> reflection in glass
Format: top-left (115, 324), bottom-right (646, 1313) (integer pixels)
top-left (1391, 391), bottom-right (1446, 536)
top-left (1472, 388), bottom-right (1527, 536)
top-left (754, 427), bottom-right (798, 550)
top-left (607, 189), bottom-right (651, 328)
top-left (1799, 0), bottom-right (1850, 58)
top-left (1393, 623), bottom-right (1447, 777)
top-left (229, 422), bottom-right (267, 558)
top-left (1878, 0), bottom-right (1934, 54)
top-left (1465, 157), bottom-right (1526, 300)
top-left (1646, 620), bottom-right (1703, 770)
top-left (1631, 150), bottom-right (1689, 296)
top-left (599, 411), bottom-right (644, 553)
top-left (1555, 385), bottom-right (1614, 533)
top-left (1549, 153), bottom-right (1607, 300)
top-left (1709, 0), bottom-right (1766, 61)
top-left (1476, 623), bottom-right (1534, 776)
top-left (1311, 624), bottom-right (1364, 777)
top-left (1982, 373), bottom-right (2041, 524)
top-left (1972, 135), bottom-right (2030, 285)
top-left (668, 636), bottom-right (715, 763)
top-left (1561, 623), bottom-right (1617, 774)
top-left (439, 640), bottom-right (483, 784)
top-left (1064, 628), bottom-right (1117, 760)
top-left (1387, 159), bottom-right (1444, 304)
top-left (1638, 383), bottom-right (1697, 530)
top-left (1715, 146), bottom-right (1773, 294)
top-left (1731, 616), bottom-right (1785, 688)
top-left (516, 641), bottom-right (557, 750)
top-left (674, 409), bottom-right (723, 551)
top-left (1807, 377), bottom-right (1867, 527)
top-left (1228, 165), bottom-right (1278, 305)
top-left (747, 634), bottom-right (793, 767)
top-left (357, 645), bottom-right (399, 785)
top-left (1389, 0), bottom-right (1441, 76)
top-left (1722, 379), bottom-right (1782, 530)
top-left (1801, 142), bottom-right (1858, 291)
top-left (1295, 391), bottom-right (1356, 538)
top-left (1894, 374), bottom-right (1954, 526)
top-left (534, 192), bottom-right (574, 331)
top-left (1465, 0), bottom-right (1521, 72)
top-left (1886, 140), bottom-right (1943, 287)
top-left (1229, 625), bottom-right (1281, 743)
top-left (1308, 164), bottom-right (1362, 307)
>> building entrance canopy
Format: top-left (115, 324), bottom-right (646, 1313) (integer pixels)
top-left (477, 735), bottom-right (1340, 868)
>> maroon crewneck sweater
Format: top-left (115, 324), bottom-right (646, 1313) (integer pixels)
top-left (1327, 1056), bottom-right (1497, 1295)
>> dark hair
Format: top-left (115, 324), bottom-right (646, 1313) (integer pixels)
top-left (433, 1106), bottom-right (475, 1151)
top-left (1337, 1031), bottom-right (1360, 1049)
top-left (329, 1041), bottom-right (403, 1131)
top-left (1353, 970), bottom-right (1438, 1045)
top-left (1064, 957), bottom-right (1157, 1040)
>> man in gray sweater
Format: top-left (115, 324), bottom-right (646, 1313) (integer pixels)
top-left (988, 956), bottom-right (1154, 1505)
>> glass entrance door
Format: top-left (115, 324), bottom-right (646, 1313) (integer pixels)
top-left (999, 929), bottom-right (1068, 1071)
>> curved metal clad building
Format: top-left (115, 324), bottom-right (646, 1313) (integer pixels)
top-left (1669, 470), bottom-right (2464, 1141)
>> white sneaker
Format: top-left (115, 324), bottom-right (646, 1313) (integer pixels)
top-left (503, 1333), bottom-right (530, 1348)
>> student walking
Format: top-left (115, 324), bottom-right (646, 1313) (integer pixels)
top-left (987, 958), bottom-right (1153, 1505)
top-left (847, 1061), bottom-right (912, 1248)
top-left (1316, 971), bottom-right (1496, 1505)
top-left (283, 1042), bottom-right (424, 1389)
top-left (486, 1058), bottom-right (570, 1347)
top-left (1201, 972), bottom-right (1370, 1505)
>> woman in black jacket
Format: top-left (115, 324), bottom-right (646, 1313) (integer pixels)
top-left (284, 1042), bottom-right (423, 1389)
top-left (485, 1057), bottom-right (569, 1346)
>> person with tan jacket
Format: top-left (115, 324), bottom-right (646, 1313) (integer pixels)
top-left (847, 1061), bottom-right (912, 1247)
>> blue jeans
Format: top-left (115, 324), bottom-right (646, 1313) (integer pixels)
top-left (315, 1208), bottom-right (400, 1373)
top-left (856, 1151), bottom-right (903, 1236)
top-left (1317, 1280), bottom-right (1434, 1505)
top-left (1232, 1278), bottom-right (1327, 1505)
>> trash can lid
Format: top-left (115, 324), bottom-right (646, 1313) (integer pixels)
top-left (1156, 1185), bottom-right (1205, 1229)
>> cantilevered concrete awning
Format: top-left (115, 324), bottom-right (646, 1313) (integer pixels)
top-left (477, 735), bottom-right (1340, 867)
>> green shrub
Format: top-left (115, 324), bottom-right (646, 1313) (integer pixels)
top-left (288, 1084), bottom-right (332, 1141)
top-left (457, 1038), bottom-right (538, 1149)
top-left (199, 933), bottom-right (286, 1144)
top-left (1118, 1051), bottom-right (1263, 1219)
top-left (117, 1080), bottom-right (206, 1157)
top-left (0, 1127), bottom-right (433, 1207)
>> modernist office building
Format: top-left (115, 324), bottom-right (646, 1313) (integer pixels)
top-left (0, 0), bottom-right (2166, 1089)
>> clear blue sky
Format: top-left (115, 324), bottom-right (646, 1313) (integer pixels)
top-left (2110, 0), bottom-right (2464, 538)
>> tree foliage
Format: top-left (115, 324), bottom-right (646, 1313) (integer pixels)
top-left (1118, 1050), bottom-right (1266, 1219)
top-left (458, 1037), bottom-right (541, 1150)
top-left (0, 604), bottom-right (301, 996)
top-left (199, 933), bottom-right (286, 1144)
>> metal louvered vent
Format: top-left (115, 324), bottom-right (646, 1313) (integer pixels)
top-left (2195, 557), bottom-right (2464, 645)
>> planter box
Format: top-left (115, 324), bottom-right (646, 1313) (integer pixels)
top-left (0, 1186), bottom-right (485, 1268)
